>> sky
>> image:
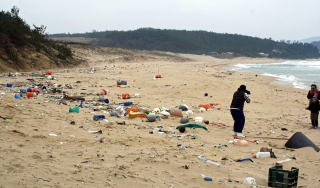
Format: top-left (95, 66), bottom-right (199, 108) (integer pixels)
top-left (1, 0), bottom-right (320, 41)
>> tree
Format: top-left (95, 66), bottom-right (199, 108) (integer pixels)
top-left (10, 6), bottom-right (19, 17)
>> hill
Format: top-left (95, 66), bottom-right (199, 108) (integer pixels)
top-left (311, 41), bottom-right (320, 52)
top-left (0, 7), bottom-right (79, 73)
top-left (51, 28), bottom-right (320, 59)
top-left (301, 36), bottom-right (320, 43)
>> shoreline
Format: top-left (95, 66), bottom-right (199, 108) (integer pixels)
top-left (220, 58), bottom-right (320, 91)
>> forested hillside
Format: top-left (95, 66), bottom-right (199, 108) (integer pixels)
top-left (0, 7), bottom-right (77, 72)
top-left (311, 41), bottom-right (320, 52)
top-left (52, 28), bottom-right (320, 59)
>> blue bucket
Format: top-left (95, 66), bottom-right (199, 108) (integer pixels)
top-left (20, 89), bottom-right (27, 93)
top-left (14, 94), bottom-right (21, 99)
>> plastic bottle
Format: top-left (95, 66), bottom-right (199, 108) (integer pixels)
top-left (123, 101), bottom-right (133, 106)
top-left (255, 152), bottom-right (271, 158)
top-left (200, 174), bottom-right (213, 181)
top-left (197, 155), bottom-right (220, 166)
top-left (205, 160), bottom-right (220, 166)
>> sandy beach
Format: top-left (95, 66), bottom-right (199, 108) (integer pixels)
top-left (0, 46), bottom-right (319, 188)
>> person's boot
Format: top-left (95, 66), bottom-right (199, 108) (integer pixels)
top-left (315, 120), bottom-right (318, 128)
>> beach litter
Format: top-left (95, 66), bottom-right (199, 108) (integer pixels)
top-left (197, 155), bottom-right (220, 166)
top-left (194, 116), bottom-right (203, 123)
top-left (255, 152), bottom-right (271, 158)
top-left (49, 133), bottom-right (58, 137)
top-left (243, 177), bottom-right (256, 186)
top-left (275, 158), bottom-right (292, 165)
top-left (180, 117), bottom-right (189, 124)
top-left (88, 130), bottom-right (103, 134)
top-left (285, 132), bottom-right (320, 152)
top-left (69, 106), bottom-right (80, 113)
top-left (214, 144), bottom-right (228, 149)
top-left (235, 158), bottom-right (253, 162)
top-left (176, 124), bottom-right (208, 131)
top-left (93, 115), bottom-right (106, 121)
top-left (146, 113), bottom-right (158, 122)
top-left (177, 144), bottom-right (188, 149)
top-left (200, 174), bottom-right (213, 181)
top-left (178, 104), bottom-right (188, 111)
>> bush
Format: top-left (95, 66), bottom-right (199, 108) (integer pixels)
top-left (0, 6), bottom-right (73, 59)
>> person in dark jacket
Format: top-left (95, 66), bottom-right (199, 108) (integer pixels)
top-left (307, 84), bottom-right (319, 101)
top-left (230, 85), bottom-right (250, 137)
top-left (306, 96), bottom-right (320, 129)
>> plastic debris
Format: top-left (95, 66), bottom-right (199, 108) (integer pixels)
top-left (197, 155), bottom-right (220, 166)
top-left (176, 124), bottom-right (208, 131)
top-left (235, 158), bottom-right (253, 162)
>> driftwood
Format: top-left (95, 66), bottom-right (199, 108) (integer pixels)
top-left (63, 95), bottom-right (85, 101)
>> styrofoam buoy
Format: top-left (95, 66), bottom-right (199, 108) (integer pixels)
top-left (180, 117), bottom-right (189, 124)
top-left (147, 113), bottom-right (157, 122)
top-left (194, 116), bottom-right (203, 123)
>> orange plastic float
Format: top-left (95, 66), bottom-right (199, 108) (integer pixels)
top-left (26, 92), bottom-right (34, 98)
top-left (126, 107), bottom-right (139, 114)
top-left (198, 104), bottom-right (212, 110)
top-left (121, 93), bottom-right (130, 99)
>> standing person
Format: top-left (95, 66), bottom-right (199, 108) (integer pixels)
top-left (307, 84), bottom-right (319, 101)
top-left (306, 96), bottom-right (320, 129)
top-left (230, 85), bottom-right (251, 137)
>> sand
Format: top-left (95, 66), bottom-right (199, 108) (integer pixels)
top-left (0, 46), bottom-right (319, 188)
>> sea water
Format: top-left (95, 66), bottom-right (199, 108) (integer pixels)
top-left (230, 61), bottom-right (320, 89)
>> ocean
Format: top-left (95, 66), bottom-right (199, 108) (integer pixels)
top-left (230, 60), bottom-right (320, 90)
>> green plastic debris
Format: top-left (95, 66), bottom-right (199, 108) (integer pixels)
top-left (176, 124), bottom-right (208, 131)
top-left (69, 106), bottom-right (80, 113)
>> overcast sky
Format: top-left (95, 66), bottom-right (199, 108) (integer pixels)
top-left (1, 0), bottom-right (319, 41)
